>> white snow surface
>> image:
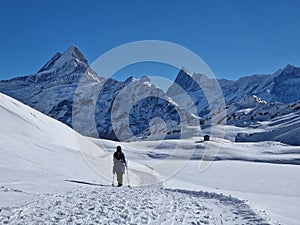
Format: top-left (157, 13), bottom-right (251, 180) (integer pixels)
top-left (1, 93), bottom-right (300, 224)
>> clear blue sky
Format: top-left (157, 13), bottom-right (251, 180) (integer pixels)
top-left (0, 0), bottom-right (300, 81)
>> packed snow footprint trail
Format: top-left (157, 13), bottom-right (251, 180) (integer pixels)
top-left (0, 186), bottom-right (271, 225)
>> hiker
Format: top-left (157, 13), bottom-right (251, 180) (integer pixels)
top-left (113, 146), bottom-right (127, 187)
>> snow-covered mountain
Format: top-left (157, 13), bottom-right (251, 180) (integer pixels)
top-left (168, 65), bottom-right (300, 145)
top-left (168, 64), bottom-right (300, 114)
top-left (0, 46), bottom-right (198, 141)
top-left (102, 76), bottom-right (198, 141)
top-left (221, 64), bottom-right (300, 104)
top-left (167, 68), bottom-right (211, 117)
top-left (1, 45), bottom-right (299, 144)
top-left (0, 46), bottom-right (101, 127)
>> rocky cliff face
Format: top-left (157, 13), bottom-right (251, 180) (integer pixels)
top-left (271, 64), bottom-right (300, 103)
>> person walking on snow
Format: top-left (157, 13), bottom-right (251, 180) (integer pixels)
top-left (113, 146), bottom-right (127, 187)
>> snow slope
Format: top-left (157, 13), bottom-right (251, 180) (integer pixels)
top-left (0, 92), bottom-right (104, 198)
top-left (0, 92), bottom-right (162, 194)
top-left (0, 93), bottom-right (278, 224)
top-left (221, 96), bottom-right (300, 145)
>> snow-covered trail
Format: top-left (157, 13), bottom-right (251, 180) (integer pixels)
top-left (0, 185), bottom-right (272, 225)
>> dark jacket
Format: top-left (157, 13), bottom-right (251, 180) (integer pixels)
top-left (113, 152), bottom-right (126, 163)
top-left (113, 151), bottom-right (127, 174)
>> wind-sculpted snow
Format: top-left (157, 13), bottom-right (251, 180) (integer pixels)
top-left (0, 186), bottom-right (272, 225)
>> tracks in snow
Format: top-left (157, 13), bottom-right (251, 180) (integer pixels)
top-left (0, 186), bottom-right (273, 225)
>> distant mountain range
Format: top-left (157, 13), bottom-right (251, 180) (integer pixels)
top-left (168, 64), bottom-right (300, 115)
top-left (1, 46), bottom-right (299, 144)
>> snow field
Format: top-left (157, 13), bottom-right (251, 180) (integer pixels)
top-left (1, 93), bottom-right (298, 224)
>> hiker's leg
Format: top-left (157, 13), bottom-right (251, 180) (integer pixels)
top-left (117, 173), bottom-right (123, 186)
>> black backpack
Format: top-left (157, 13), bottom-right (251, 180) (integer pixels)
top-left (114, 152), bottom-right (125, 161)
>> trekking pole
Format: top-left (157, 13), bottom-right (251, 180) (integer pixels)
top-left (126, 161), bottom-right (130, 188)
top-left (112, 173), bottom-right (115, 186)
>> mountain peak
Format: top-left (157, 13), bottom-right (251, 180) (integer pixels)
top-left (124, 76), bottom-right (136, 84)
top-left (283, 64), bottom-right (296, 71)
top-left (65, 45), bottom-right (78, 52)
top-left (62, 45), bottom-right (87, 63)
top-left (277, 64), bottom-right (300, 79)
top-left (180, 67), bottom-right (191, 75)
top-left (167, 67), bottom-right (197, 94)
top-left (38, 45), bottom-right (88, 73)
